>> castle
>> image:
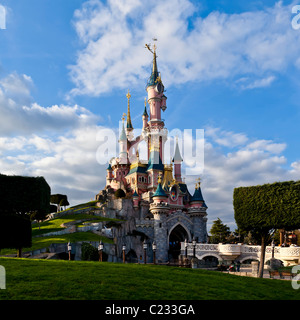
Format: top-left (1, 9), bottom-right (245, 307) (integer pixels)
top-left (96, 43), bottom-right (208, 263)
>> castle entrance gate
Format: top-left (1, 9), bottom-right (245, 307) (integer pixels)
top-left (168, 224), bottom-right (188, 260)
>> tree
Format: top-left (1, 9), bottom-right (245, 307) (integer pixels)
top-left (59, 197), bottom-right (69, 210)
top-left (0, 174), bottom-right (50, 215)
top-left (0, 214), bottom-right (32, 257)
top-left (50, 194), bottom-right (68, 212)
top-left (115, 189), bottom-right (125, 199)
top-left (209, 218), bottom-right (230, 244)
top-left (234, 181), bottom-right (300, 278)
top-left (0, 174), bottom-right (51, 257)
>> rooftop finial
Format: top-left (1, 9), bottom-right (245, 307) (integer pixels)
top-left (157, 171), bottom-right (163, 184)
top-left (196, 177), bottom-right (201, 188)
top-left (145, 38), bottom-right (158, 75)
top-left (126, 89), bottom-right (133, 130)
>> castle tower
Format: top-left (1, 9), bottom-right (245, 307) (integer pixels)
top-left (188, 179), bottom-right (208, 242)
top-left (172, 137), bottom-right (183, 182)
top-left (144, 42), bottom-right (168, 164)
top-left (150, 173), bottom-right (170, 263)
top-left (106, 163), bottom-right (113, 185)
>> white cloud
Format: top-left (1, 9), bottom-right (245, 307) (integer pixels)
top-left (184, 127), bottom-right (299, 231)
top-left (69, 0), bottom-right (300, 96)
top-left (0, 72), bottom-right (100, 136)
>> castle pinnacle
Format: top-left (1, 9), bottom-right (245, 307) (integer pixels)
top-left (126, 89), bottom-right (133, 130)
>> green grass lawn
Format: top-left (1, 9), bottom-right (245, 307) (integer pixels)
top-left (0, 213), bottom-right (118, 256)
top-left (0, 258), bottom-right (299, 300)
top-left (32, 213), bottom-right (121, 237)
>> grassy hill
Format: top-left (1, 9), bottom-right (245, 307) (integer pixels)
top-left (0, 258), bottom-right (299, 300)
top-left (0, 207), bottom-right (119, 256)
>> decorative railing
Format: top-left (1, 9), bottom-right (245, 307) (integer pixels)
top-left (180, 242), bottom-right (300, 261)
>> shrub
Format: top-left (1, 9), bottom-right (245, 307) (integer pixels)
top-left (115, 189), bottom-right (125, 199)
top-left (81, 242), bottom-right (99, 261)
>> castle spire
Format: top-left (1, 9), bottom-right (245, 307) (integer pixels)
top-left (145, 41), bottom-right (160, 87)
top-left (126, 89), bottom-right (133, 130)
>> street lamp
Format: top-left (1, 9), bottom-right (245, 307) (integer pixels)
top-left (271, 239), bottom-right (275, 259)
top-left (98, 240), bottom-right (104, 262)
top-left (67, 242), bottom-right (72, 261)
top-left (152, 241), bottom-right (157, 265)
top-left (143, 239), bottom-right (147, 264)
top-left (122, 244), bottom-right (126, 264)
top-left (192, 238), bottom-right (196, 258)
top-left (184, 238), bottom-right (188, 258)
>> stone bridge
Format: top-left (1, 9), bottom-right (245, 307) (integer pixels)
top-left (181, 242), bottom-right (300, 266)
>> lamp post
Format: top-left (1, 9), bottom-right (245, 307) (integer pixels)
top-left (143, 239), bottom-right (147, 264)
top-left (184, 238), bottom-right (188, 258)
top-left (152, 241), bottom-right (157, 265)
top-left (67, 242), bottom-right (72, 261)
top-left (192, 238), bottom-right (196, 258)
top-left (122, 244), bottom-right (126, 264)
top-left (271, 239), bottom-right (275, 259)
top-left (98, 240), bottom-right (104, 262)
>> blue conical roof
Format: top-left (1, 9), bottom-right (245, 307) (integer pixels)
top-left (147, 150), bottom-right (164, 171)
top-left (191, 187), bottom-right (204, 202)
top-left (133, 190), bottom-right (138, 197)
top-left (119, 122), bottom-right (127, 141)
top-left (152, 182), bottom-right (167, 198)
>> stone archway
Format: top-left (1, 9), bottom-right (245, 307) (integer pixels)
top-left (168, 224), bottom-right (188, 261)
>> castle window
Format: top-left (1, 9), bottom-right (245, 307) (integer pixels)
top-left (148, 176), bottom-right (151, 183)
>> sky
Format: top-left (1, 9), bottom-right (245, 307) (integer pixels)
top-left (1, 0), bottom-right (300, 231)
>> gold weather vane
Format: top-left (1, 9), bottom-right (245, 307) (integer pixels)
top-left (145, 37), bottom-right (157, 54)
top-left (122, 113), bottom-right (126, 122)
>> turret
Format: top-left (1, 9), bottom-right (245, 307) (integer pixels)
top-left (142, 98), bottom-right (149, 129)
top-left (126, 90), bottom-right (134, 141)
top-left (119, 115), bottom-right (128, 164)
top-left (172, 137), bottom-right (183, 182)
top-left (132, 189), bottom-right (139, 209)
top-left (106, 163), bottom-right (113, 185)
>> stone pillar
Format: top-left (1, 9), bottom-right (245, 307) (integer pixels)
top-left (251, 261), bottom-right (259, 277)
top-left (153, 214), bottom-right (168, 263)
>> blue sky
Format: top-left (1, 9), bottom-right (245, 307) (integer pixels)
top-left (1, 0), bottom-right (300, 231)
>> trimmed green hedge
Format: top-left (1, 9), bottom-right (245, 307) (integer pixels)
top-left (234, 180), bottom-right (300, 231)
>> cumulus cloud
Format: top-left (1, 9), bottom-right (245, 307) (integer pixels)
top-left (0, 72), bottom-right (99, 136)
top-left (184, 128), bottom-right (300, 230)
top-left (69, 0), bottom-right (300, 96)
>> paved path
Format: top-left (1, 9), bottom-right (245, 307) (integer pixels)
top-left (222, 267), bottom-right (293, 280)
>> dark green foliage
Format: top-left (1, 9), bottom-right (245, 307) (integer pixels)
top-left (0, 214), bottom-right (32, 250)
top-left (59, 198), bottom-right (69, 207)
top-left (0, 174), bottom-right (50, 253)
top-left (209, 218), bottom-right (230, 243)
top-left (81, 242), bottom-right (99, 261)
top-left (114, 188), bottom-right (125, 198)
top-left (30, 210), bottom-right (48, 223)
top-left (234, 180), bottom-right (300, 277)
top-left (50, 194), bottom-right (68, 206)
top-left (50, 204), bottom-right (57, 213)
top-left (234, 181), bottom-right (300, 232)
top-left (0, 174), bottom-right (50, 215)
